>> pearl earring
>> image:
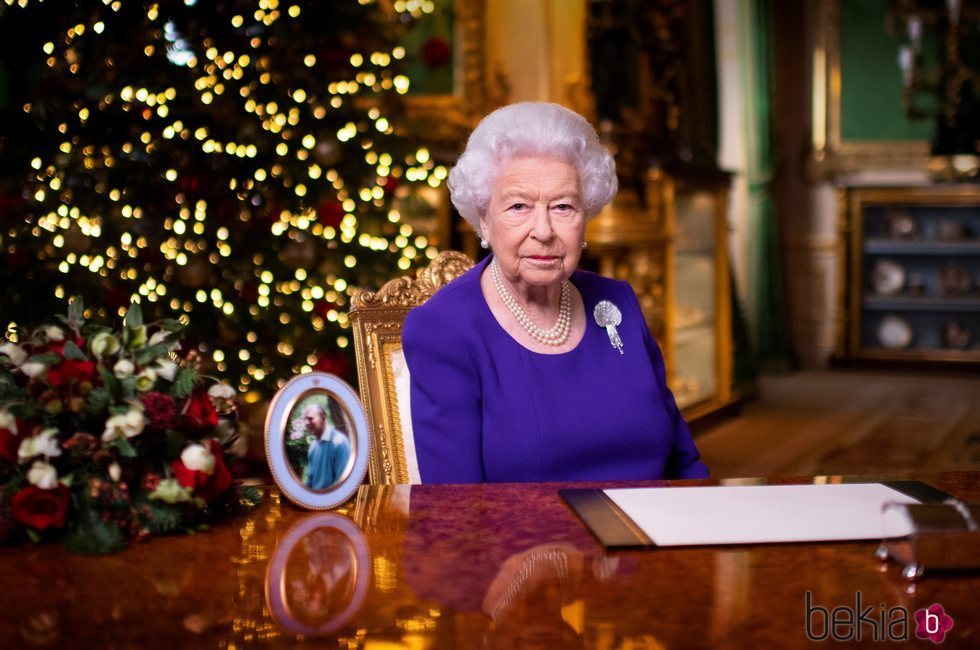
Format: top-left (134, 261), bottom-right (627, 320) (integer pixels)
top-left (480, 238), bottom-right (489, 249)
top-left (581, 241), bottom-right (588, 250)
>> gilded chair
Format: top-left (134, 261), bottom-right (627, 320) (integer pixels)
top-left (349, 251), bottom-right (474, 484)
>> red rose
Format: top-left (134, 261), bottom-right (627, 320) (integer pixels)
top-left (10, 485), bottom-right (70, 531)
top-left (171, 439), bottom-right (232, 501)
top-left (0, 428), bottom-right (17, 464)
top-left (181, 389), bottom-right (219, 433)
top-left (46, 359), bottom-right (97, 388)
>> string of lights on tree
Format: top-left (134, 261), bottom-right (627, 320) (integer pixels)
top-left (0, 0), bottom-right (451, 400)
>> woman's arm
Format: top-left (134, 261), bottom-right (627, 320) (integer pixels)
top-left (624, 283), bottom-right (710, 479)
top-left (402, 304), bottom-right (486, 483)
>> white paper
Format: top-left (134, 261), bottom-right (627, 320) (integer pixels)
top-left (603, 483), bottom-right (919, 546)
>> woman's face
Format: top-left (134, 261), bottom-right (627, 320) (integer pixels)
top-left (480, 157), bottom-right (585, 292)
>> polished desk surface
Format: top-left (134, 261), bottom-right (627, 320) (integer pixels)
top-left (1, 472), bottom-right (978, 648)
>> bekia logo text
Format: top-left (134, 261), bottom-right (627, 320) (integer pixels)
top-left (805, 592), bottom-right (953, 643)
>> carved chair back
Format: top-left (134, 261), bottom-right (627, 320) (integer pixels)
top-left (348, 251), bottom-right (474, 484)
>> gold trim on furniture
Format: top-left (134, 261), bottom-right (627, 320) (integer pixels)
top-left (349, 251), bottom-right (474, 484)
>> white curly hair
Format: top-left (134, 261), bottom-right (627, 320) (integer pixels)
top-left (447, 102), bottom-right (617, 237)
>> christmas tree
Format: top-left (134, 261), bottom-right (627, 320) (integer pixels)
top-left (0, 0), bottom-right (451, 398)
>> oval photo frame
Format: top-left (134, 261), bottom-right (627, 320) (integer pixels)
top-left (265, 513), bottom-right (370, 636)
top-left (265, 372), bottom-right (370, 509)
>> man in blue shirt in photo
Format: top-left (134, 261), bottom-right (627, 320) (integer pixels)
top-left (304, 404), bottom-right (352, 490)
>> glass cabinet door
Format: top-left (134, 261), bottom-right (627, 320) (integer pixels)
top-left (671, 186), bottom-right (718, 408)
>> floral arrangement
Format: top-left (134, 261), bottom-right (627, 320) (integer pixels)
top-left (0, 298), bottom-right (259, 554)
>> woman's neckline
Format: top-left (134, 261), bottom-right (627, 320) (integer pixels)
top-left (476, 255), bottom-right (589, 357)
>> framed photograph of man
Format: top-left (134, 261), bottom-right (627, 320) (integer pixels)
top-left (265, 372), bottom-right (370, 509)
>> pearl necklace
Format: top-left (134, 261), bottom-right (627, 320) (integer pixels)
top-left (490, 258), bottom-right (571, 347)
top-left (489, 548), bottom-right (570, 622)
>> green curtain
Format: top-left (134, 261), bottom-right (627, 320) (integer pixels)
top-left (740, 0), bottom-right (791, 367)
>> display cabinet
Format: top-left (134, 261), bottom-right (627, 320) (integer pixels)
top-left (839, 186), bottom-right (980, 363)
top-left (585, 167), bottom-right (733, 420)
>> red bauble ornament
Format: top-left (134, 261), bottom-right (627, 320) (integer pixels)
top-left (4, 250), bottom-right (31, 273)
top-left (313, 351), bottom-right (350, 379)
top-left (316, 199), bottom-right (345, 229)
top-left (421, 36), bottom-right (452, 68)
top-left (314, 299), bottom-right (339, 319)
top-left (380, 175), bottom-right (400, 196)
top-left (239, 281), bottom-right (259, 303)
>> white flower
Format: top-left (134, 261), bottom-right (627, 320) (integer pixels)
top-left (0, 342), bottom-right (27, 366)
top-left (89, 332), bottom-right (120, 361)
top-left (135, 367), bottom-right (157, 392)
top-left (20, 362), bottom-right (47, 379)
top-left (43, 326), bottom-right (65, 342)
top-left (102, 409), bottom-right (145, 442)
top-left (0, 409), bottom-right (16, 434)
top-left (113, 359), bottom-right (135, 378)
top-left (148, 331), bottom-right (181, 351)
top-left (108, 462), bottom-right (121, 482)
top-left (180, 442), bottom-right (215, 475)
top-left (154, 359), bottom-right (178, 382)
top-left (149, 478), bottom-right (192, 504)
top-left (27, 461), bottom-right (59, 490)
top-left (18, 428), bottom-right (62, 461)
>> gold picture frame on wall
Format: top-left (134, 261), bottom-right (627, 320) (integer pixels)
top-left (810, 0), bottom-right (930, 175)
top-left (384, 0), bottom-right (493, 145)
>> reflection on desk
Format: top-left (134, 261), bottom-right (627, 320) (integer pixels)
top-left (0, 473), bottom-right (978, 647)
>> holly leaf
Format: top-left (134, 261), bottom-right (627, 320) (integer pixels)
top-left (0, 375), bottom-right (28, 401)
top-left (134, 344), bottom-right (169, 366)
top-left (62, 341), bottom-right (87, 361)
top-left (124, 303), bottom-right (143, 329)
top-left (27, 353), bottom-right (61, 367)
top-left (111, 438), bottom-right (138, 458)
top-left (99, 367), bottom-right (123, 401)
top-left (164, 429), bottom-right (186, 459)
top-left (7, 402), bottom-right (40, 420)
top-left (159, 319), bottom-right (186, 334)
top-left (80, 324), bottom-right (112, 338)
top-left (68, 296), bottom-right (85, 323)
top-left (120, 376), bottom-right (136, 398)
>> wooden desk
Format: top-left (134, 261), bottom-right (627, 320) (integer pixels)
top-left (1, 473), bottom-right (978, 647)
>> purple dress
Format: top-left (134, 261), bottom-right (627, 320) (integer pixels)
top-left (402, 255), bottom-right (708, 483)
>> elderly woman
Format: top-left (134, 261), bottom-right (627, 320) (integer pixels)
top-left (403, 102), bottom-right (708, 483)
